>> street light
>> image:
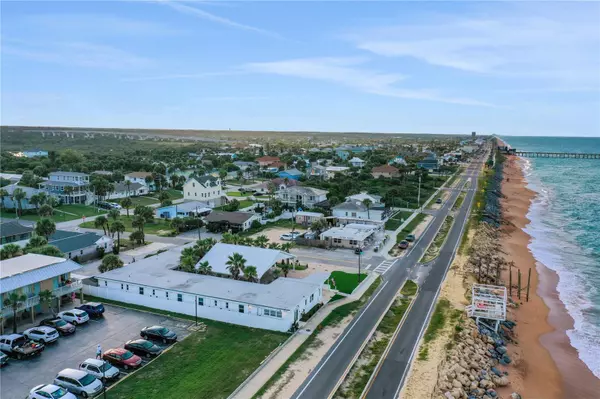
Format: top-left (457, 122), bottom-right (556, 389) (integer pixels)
top-left (357, 247), bottom-right (363, 284)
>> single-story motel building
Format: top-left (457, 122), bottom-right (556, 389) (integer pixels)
top-left (86, 244), bottom-right (327, 332)
top-left (156, 200), bottom-right (212, 219)
top-left (320, 223), bottom-right (379, 249)
top-left (1, 254), bottom-right (83, 327)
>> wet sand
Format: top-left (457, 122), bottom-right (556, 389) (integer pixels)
top-left (500, 156), bottom-right (600, 398)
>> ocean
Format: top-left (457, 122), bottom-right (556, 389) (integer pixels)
top-left (500, 136), bottom-right (600, 378)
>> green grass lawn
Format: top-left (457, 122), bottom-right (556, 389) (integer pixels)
top-left (384, 211), bottom-right (413, 231)
top-left (226, 191), bottom-right (243, 197)
top-left (112, 196), bottom-right (159, 207)
top-left (1, 205), bottom-right (105, 223)
top-left (149, 189), bottom-right (183, 200)
top-left (213, 200), bottom-right (254, 210)
top-left (401, 280), bottom-right (418, 296)
top-left (328, 271), bottom-right (367, 294)
top-left (395, 213), bottom-right (427, 242)
top-left (80, 216), bottom-right (173, 234)
top-left (81, 296), bottom-right (286, 399)
top-left (421, 215), bottom-right (454, 263)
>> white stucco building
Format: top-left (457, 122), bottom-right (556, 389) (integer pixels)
top-left (86, 245), bottom-right (326, 331)
top-left (278, 186), bottom-right (328, 208)
top-left (183, 175), bottom-right (224, 206)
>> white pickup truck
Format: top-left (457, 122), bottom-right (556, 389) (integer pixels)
top-left (0, 334), bottom-right (45, 359)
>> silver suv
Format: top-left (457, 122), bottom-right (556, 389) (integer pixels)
top-left (79, 358), bottom-right (120, 382)
top-left (54, 368), bottom-right (103, 398)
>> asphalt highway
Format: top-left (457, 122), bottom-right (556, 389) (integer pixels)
top-left (291, 156), bottom-right (485, 399)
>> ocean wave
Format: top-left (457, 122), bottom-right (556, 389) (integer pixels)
top-left (521, 160), bottom-right (600, 378)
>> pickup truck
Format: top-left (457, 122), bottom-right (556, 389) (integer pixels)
top-left (0, 334), bottom-right (45, 359)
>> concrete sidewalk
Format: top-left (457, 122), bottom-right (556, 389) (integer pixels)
top-left (230, 273), bottom-right (379, 399)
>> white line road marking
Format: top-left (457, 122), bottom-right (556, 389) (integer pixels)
top-left (296, 280), bottom-right (390, 399)
top-left (373, 260), bottom-right (395, 274)
top-left (365, 264), bottom-right (373, 270)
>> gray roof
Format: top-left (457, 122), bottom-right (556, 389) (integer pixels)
top-left (189, 175), bottom-right (219, 187)
top-left (205, 211), bottom-right (256, 225)
top-left (113, 181), bottom-right (144, 193)
top-left (48, 231), bottom-right (104, 253)
top-left (321, 224), bottom-right (377, 241)
top-left (280, 186), bottom-right (328, 196)
top-left (0, 221), bottom-right (34, 238)
top-left (49, 171), bottom-right (89, 177)
top-left (96, 245), bottom-right (321, 310)
top-left (333, 200), bottom-right (367, 212)
top-left (159, 201), bottom-right (211, 213)
top-left (40, 180), bottom-right (87, 187)
top-left (2, 183), bottom-right (40, 197)
top-left (198, 243), bottom-right (294, 278)
top-left (280, 168), bottom-right (303, 176)
top-left (0, 254), bottom-right (82, 294)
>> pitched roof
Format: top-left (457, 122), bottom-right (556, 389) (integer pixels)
top-left (349, 157), bottom-right (364, 162)
top-left (280, 186), bottom-right (328, 196)
top-left (50, 171), bottom-right (89, 177)
top-left (0, 221), bottom-right (33, 238)
top-left (372, 164), bottom-right (399, 173)
top-left (48, 231), bottom-right (104, 253)
top-left (279, 168), bottom-right (304, 176)
top-left (333, 200), bottom-right (367, 212)
top-left (256, 156), bottom-right (280, 162)
top-left (125, 171), bottom-right (153, 179)
top-left (113, 181), bottom-right (144, 193)
top-left (197, 243), bottom-right (294, 278)
top-left (271, 178), bottom-right (301, 187)
top-left (205, 211), bottom-right (256, 224)
top-left (0, 254), bottom-right (81, 294)
top-left (188, 175), bottom-right (220, 187)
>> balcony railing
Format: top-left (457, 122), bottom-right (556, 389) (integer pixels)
top-left (1, 280), bottom-right (83, 318)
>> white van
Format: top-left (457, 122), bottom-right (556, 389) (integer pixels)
top-left (54, 368), bottom-right (103, 398)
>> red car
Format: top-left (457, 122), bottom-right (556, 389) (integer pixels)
top-left (102, 348), bottom-right (142, 370)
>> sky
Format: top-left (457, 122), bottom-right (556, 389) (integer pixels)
top-left (1, 0), bottom-right (599, 137)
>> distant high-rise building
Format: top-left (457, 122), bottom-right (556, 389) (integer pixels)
top-left (472, 131), bottom-right (476, 137)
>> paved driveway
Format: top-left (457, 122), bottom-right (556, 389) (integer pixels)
top-left (1, 304), bottom-right (193, 399)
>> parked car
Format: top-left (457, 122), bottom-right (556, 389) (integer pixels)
top-left (24, 326), bottom-right (59, 344)
top-left (97, 201), bottom-right (112, 210)
top-left (58, 309), bottom-right (89, 326)
top-left (39, 318), bottom-right (76, 336)
top-left (54, 368), bottom-right (103, 398)
top-left (0, 334), bottom-right (44, 359)
top-left (280, 231), bottom-right (300, 241)
top-left (76, 302), bottom-right (105, 318)
top-left (436, 198), bottom-right (443, 204)
top-left (405, 234), bottom-right (416, 242)
top-left (398, 240), bottom-right (410, 249)
top-left (79, 358), bottom-right (120, 382)
top-left (110, 203), bottom-right (122, 210)
top-left (140, 325), bottom-right (177, 344)
top-left (0, 352), bottom-right (8, 367)
top-left (124, 339), bottom-right (163, 358)
top-left (102, 348), bottom-right (142, 370)
top-left (28, 384), bottom-right (77, 399)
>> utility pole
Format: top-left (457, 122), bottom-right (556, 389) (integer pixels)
top-left (196, 206), bottom-right (201, 240)
top-left (417, 175), bottom-right (422, 211)
top-left (358, 248), bottom-right (362, 283)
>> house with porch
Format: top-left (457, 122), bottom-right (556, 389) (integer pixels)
top-left (125, 172), bottom-right (155, 190)
top-left (349, 157), bottom-right (365, 168)
top-left (183, 175), bottom-right (224, 206)
top-left (105, 182), bottom-right (148, 200)
top-left (0, 221), bottom-right (34, 244)
top-left (278, 186), bottom-right (328, 209)
top-left (332, 200), bottom-right (388, 223)
top-left (0, 254), bottom-right (83, 328)
top-left (39, 171), bottom-right (92, 205)
top-left (1, 184), bottom-right (42, 210)
top-left (205, 211), bottom-right (260, 233)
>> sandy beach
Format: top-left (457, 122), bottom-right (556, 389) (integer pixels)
top-left (500, 156), bottom-right (600, 398)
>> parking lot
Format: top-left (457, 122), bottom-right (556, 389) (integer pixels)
top-left (1, 303), bottom-right (193, 399)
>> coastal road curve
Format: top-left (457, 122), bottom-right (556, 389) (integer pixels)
top-left (291, 154), bottom-right (486, 399)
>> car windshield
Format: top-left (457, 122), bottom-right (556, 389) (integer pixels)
top-left (122, 351), bottom-right (134, 360)
top-left (79, 374), bottom-right (97, 386)
top-left (78, 311), bottom-right (89, 317)
top-left (54, 320), bottom-right (67, 327)
top-left (99, 362), bottom-right (112, 372)
top-left (14, 337), bottom-right (26, 346)
top-left (140, 341), bottom-right (153, 349)
top-left (93, 305), bottom-right (104, 310)
top-left (157, 327), bottom-right (169, 335)
top-left (50, 387), bottom-right (69, 399)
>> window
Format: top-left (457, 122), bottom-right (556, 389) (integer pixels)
top-left (198, 297), bottom-right (204, 306)
top-left (188, 192), bottom-right (190, 196)
top-left (166, 291), bottom-right (169, 299)
top-left (139, 287), bottom-right (144, 295)
top-left (333, 238), bottom-right (342, 244)
top-left (80, 250), bottom-right (83, 255)
top-left (195, 192), bottom-right (197, 196)
top-left (68, 252), bottom-right (72, 258)
top-left (277, 310), bottom-right (282, 318)
top-left (310, 294), bottom-right (314, 302)
top-left (214, 300), bottom-right (217, 306)
top-left (238, 304), bottom-right (244, 313)
top-left (264, 309), bottom-right (282, 318)
top-left (152, 289), bottom-right (155, 296)
top-left (305, 299), bottom-right (307, 305)
top-left (104, 281), bottom-right (107, 287)
top-left (352, 212), bottom-right (357, 217)
top-left (126, 284), bottom-right (129, 291)
top-left (121, 283), bottom-right (123, 290)
top-left (225, 302), bottom-right (229, 309)
top-left (192, 183), bottom-right (195, 187)
top-left (177, 293), bottom-right (182, 302)
top-left (349, 240), bottom-right (357, 246)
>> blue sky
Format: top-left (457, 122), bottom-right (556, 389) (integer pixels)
top-left (1, 0), bottom-right (599, 137)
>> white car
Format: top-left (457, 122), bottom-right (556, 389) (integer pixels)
top-left (24, 326), bottom-right (60, 344)
top-left (28, 384), bottom-right (77, 399)
top-left (58, 309), bottom-right (89, 326)
top-left (79, 358), bottom-right (120, 381)
top-left (280, 231), bottom-right (301, 241)
top-left (54, 368), bottom-right (103, 398)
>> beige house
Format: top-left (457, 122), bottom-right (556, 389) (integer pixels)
top-left (371, 165), bottom-right (400, 179)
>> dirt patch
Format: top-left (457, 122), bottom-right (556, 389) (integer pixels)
top-left (286, 262), bottom-right (347, 279)
top-left (262, 315), bottom-right (354, 399)
top-left (249, 227), bottom-right (306, 244)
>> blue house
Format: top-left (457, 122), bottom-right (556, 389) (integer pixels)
top-left (156, 201), bottom-right (212, 219)
top-left (417, 153), bottom-right (439, 171)
top-left (23, 150), bottom-right (49, 158)
top-left (277, 168), bottom-right (304, 181)
top-left (335, 145), bottom-right (374, 160)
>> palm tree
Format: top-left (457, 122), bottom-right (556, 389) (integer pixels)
top-left (12, 188), bottom-right (26, 217)
top-left (94, 215), bottom-right (109, 235)
top-left (253, 235), bottom-right (270, 248)
top-left (145, 176), bottom-right (154, 191)
top-left (98, 254), bottom-right (124, 273)
top-left (279, 262), bottom-right (291, 277)
top-left (197, 261), bottom-right (212, 275)
top-left (121, 197), bottom-right (133, 217)
top-left (170, 217), bottom-right (184, 233)
top-left (132, 215), bottom-right (146, 233)
top-left (362, 198), bottom-right (372, 219)
top-left (29, 194), bottom-right (41, 210)
top-left (280, 242), bottom-right (294, 253)
top-left (38, 204), bottom-right (54, 217)
top-left (110, 221), bottom-right (126, 253)
top-left (108, 209), bottom-right (120, 222)
top-left (268, 242), bottom-right (281, 250)
top-left (28, 245), bottom-right (63, 257)
top-left (25, 235), bottom-right (48, 250)
top-left (35, 218), bottom-right (56, 240)
top-left (180, 255), bottom-right (197, 273)
top-left (0, 243), bottom-right (22, 260)
top-left (3, 292), bottom-right (27, 333)
top-left (226, 252), bottom-right (246, 280)
top-left (130, 230), bottom-right (145, 246)
top-left (0, 188), bottom-right (8, 209)
top-left (63, 186), bottom-right (74, 204)
top-left (158, 191), bottom-right (170, 203)
top-left (125, 180), bottom-right (132, 197)
top-left (244, 266), bottom-right (258, 282)
top-left (170, 174), bottom-right (178, 188)
top-left (38, 290), bottom-right (57, 316)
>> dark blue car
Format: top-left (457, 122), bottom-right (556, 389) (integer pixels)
top-left (76, 302), bottom-right (105, 318)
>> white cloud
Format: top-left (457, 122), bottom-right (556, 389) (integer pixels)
top-left (157, 0), bottom-right (282, 38)
top-left (350, 4), bottom-right (600, 88)
top-left (121, 70), bottom-right (247, 82)
top-left (2, 41), bottom-right (153, 70)
top-left (244, 57), bottom-right (490, 106)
